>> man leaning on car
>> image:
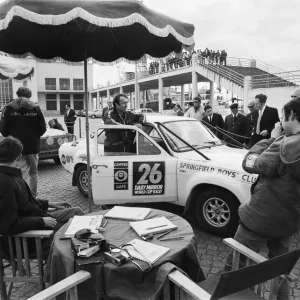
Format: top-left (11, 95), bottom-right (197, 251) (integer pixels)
top-left (102, 93), bottom-right (145, 153)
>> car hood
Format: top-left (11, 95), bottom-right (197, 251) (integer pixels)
top-left (176, 145), bottom-right (248, 172)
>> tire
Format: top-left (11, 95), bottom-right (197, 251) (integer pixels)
top-left (53, 157), bottom-right (61, 165)
top-left (91, 115), bottom-right (96, 119)
top-left (75, 165), bottom-right (90, 198)
top-left (194, 187), bottom-right (239, 237)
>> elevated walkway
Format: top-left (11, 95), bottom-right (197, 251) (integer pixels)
top-left (90, 55), bottom-right (300, 111)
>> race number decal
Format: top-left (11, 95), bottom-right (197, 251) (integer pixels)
top-left (114, 161), bottom-right (128, 190)
top-left (133, 162), bottom-right (165, 196)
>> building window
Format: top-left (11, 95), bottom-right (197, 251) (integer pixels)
top-left (46, 101), bottom-right (57, 110)
top-left (45, 78), bottom-right (56, 90)
top-left (74, 100), bottom-right (84, 110)
top-left (73, 79), bottom-right (83, 90)
top-left (73, 93), bottom-right (84, 100)
top-left (59, 78), bottom-right (70, 90)
top-left (0, 80), bottom-right (13, 107)
top-left (60, 94), bottom-right (70, 100)
top-left (46, 93), bottom-right (57, 100)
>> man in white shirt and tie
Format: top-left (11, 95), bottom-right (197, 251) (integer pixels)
top-left (185, 96), bottom-right (203, 121)
top-left (251, 94), bottom-right (279, 145)
top-left (202, 105), bottom-right (224, 138)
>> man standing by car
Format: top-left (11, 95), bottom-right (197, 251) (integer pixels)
top-left (103, 93), bottom-right (145, 153)
top-left (102, 100), bottom-right (113, 118)
top-left (185, 96), bottom-right (203, 121)
top-left (224, 103), bottom-right (246, 147)
top-left (251, 94), bottom-right (279, 145)
top-left (245, 100), bottom-right (258, 147)
top-left (225, 97), bottom-right (300, 299)
top-left (64, 104), bottom-right (76, 134)
top-left (0, 87), bottom-right (46, 199)
top-left (202, 104), bottom-right (224, 138)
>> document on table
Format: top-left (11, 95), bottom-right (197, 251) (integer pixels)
top-left (130, 216), bottom-right (177, 237)
top-left (122, 238), bottom-right (170, 264)
top-left (64, 215), bottom-right (103, 238)
top-left (104, 206), bottom-right (151, 221)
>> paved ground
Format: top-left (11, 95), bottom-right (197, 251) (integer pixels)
top-left (5, 155), bottom-right (300, 299)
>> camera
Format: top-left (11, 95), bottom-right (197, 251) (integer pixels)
top-left (104, 248), bottom-right (129, 266)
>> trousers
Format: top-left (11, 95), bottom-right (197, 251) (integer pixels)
top-left (19, 153), bottom-right (39, 199)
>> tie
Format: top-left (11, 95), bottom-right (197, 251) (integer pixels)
top-left (256, 110), bottom-right (262, 134)
top-left (233, 115), bottom-right (237, 122)
top-left (209, 116), bottom-right (212, 123)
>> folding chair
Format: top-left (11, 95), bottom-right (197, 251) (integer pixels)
top-left (27, 270), bottom-right (91, 300)
top-left (0, 230), bottom-right (53, 300)
top-left (165, 238), bottom-right (300, 300)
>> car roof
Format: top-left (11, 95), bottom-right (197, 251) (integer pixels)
top-left (145, 114), bottom-right (193, 124)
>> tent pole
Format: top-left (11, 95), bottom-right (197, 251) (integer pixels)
top-left (84, 48), bottom-right (92, 213)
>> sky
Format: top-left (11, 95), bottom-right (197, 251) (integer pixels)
top-left (1, 0), bottom-right (299, 86)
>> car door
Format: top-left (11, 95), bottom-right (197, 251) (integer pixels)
top-left (92, 124), bottom-right (178, 205)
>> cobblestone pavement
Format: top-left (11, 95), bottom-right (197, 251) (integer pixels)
top-left (6, 159), bottom-right (300, 300)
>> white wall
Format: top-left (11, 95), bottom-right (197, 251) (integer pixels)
top-left (248, 86), bottom-right (296, 114)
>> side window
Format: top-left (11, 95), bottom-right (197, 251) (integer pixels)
top-left (137, 134), bottom-right (161, 155)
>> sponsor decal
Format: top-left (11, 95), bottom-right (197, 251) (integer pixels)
top-left (178, 162), bottom-right (257, 184)
top-left (114, 161), bottom-right (128, 190)
top-left (245, 154), bottom-right (258, 168)
top-left (133, 162), bottom-right (165, 196)
top-left (61, 154), bottom-right (66, 165)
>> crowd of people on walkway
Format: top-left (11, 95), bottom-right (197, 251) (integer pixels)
top-left (148, 48), bottom-right (228, 75)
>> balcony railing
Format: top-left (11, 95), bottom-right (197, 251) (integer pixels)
top-left (45, 85), bottom-right (56, 90)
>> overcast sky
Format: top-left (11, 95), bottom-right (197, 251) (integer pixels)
top-left (1, 0), bottom-right (299, 85)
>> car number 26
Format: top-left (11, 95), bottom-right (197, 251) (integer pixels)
top-left (132, 162), bottom-right (165, 196)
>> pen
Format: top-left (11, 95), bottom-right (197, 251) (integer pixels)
top-left (159, 236), bottom-right (184, 241)
top-left (146, 224), bottom-right (167, 230)
top-left (157, 230), bottom-right (173, 240)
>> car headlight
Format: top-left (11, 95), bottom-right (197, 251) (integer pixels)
top-left (64, 137), bottom-right (69, 143)
top-left (46, 137), bottom-right (54, 145)
top-left (57, 138), bottom-right (64, 146)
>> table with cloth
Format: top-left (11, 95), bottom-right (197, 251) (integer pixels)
top-left (46, 208), bottom-right (205, 300)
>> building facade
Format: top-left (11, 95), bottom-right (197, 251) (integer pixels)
top-left (0, 57), bottom-right (93, 116)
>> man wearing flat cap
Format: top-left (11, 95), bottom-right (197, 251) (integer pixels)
top-left (224, 103), bottom-right (246, 147)
top-left (245, 100), bottom-right (258, 146)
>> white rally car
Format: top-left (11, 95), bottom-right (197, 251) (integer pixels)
top-left (59, 115), bottom-right (257, 236)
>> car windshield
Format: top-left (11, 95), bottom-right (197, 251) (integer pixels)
top-left (159, 120), bottom-right (222, 152)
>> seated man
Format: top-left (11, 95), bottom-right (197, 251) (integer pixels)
top-left (0, 136), bottom-right (84, 255)
top-left (103, 93), bottom-right (145, 154)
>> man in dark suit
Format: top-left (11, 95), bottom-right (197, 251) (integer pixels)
top-left (251, 94), bottom-right (280, 145)
top-left (202, 105), bottom-right (224, 139)
top-left (224, 103), bottom-right (246, 147)
top-left (245, 100), bottom-right (258, 146)
top-left (64, 104), bottom-right (76, 134)
top-left (102, 100), bottom-right (113, 118)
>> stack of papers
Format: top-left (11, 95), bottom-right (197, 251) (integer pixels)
top-left (64, 215), bottom-right (103, 238)
top-left (104, 206), bottom-right (151, 221)
top-left (122, 239), bottom-right (169, 264)
top-left (130, 216), bottom-right (177, 237)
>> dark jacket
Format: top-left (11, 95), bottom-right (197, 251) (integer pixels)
top-left (224, 113), bottom-right (246, 145)
top-left (202, 113), bottom-right (224, 139)
top-left (102, 106), bottom-right (111, 118)
top-left (103, 108), bottom-right (145, 153)
top-left (52, 119), bottom-right (64, 131)
top-left (0, 166), bottom-right (48, 236)
top-left (64, 108), bottom-right (76, 124)
top-left (245, 110), bottom-right (259, 142)
top-left (252, 106), bottom-right (280, 144)
top-left (177, 109), bottom-right (184, 116)
top-left (0, 98), bottom-right (47, 154)
top-left (240, 134), bottom-right (300, 238)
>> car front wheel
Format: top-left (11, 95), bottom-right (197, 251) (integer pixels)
top-left (194, 187), bottom-right (239, 237)
top-left (53, 157), bottom-right (61, 165)
top-left (91, 115), bottom-right (96, 119)
top-left (75, 165), bottom-right (90, 198)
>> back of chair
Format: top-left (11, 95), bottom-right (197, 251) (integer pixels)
top-left (210, 249), bottom-right (300, 300)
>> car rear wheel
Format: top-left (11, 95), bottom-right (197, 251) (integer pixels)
top-left (91, 115), bottom-right (96, 119)
top-left (75, 165), bottom-right (89, 198)
top-left (194, 187), bottom-right (239, 237)
top-left (53, 157), bottom-right (61, 165)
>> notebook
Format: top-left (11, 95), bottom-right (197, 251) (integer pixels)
top-left (130, 216), bottom-right (177, 237)
top-left (104, 206), bottom-right (151, 221)
top-left (64, 215), bottom-right (103, 238)
top-left (121, 239), bottom-right (169, 264)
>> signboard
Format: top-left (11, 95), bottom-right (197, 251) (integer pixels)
top-left (133, 162), bottom-right (165, 196)
top-left (114, 161), bottom-right (128, 190)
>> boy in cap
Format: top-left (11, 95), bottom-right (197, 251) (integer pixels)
top-left (224, 103), bottom-right (246, 147)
